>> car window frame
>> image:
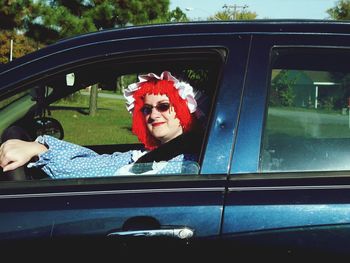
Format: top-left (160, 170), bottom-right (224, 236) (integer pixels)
top-left (260, 46), bottom-right (350, 173)
top-left (0, 46), bottom-right (229, 187)
top-left (230, 33), bottom-right (350, 178)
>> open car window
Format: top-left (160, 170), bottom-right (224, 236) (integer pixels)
top-left (0, 48), bottom-right (224, 180)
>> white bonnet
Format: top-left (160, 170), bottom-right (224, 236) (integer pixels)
top-left (123, 71), bottom-right (197, 114)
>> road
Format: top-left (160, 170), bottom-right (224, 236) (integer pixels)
top-left (269, 107), bottom-right (350, 125)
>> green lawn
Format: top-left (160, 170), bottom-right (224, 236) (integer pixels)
top-left (50, 97), bottom-right (350, 146)
top-left (50, 95), bottom-right (139, 145)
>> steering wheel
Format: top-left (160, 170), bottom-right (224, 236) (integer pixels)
top-left (33, 117), bottom-right (64, 140)
top-left (0, 167), bottom-right (31, 181)
top-left (0, 125), bottom-right (50, 181)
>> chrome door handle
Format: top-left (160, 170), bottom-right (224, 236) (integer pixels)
top-left (107, 227), bottom-right (194, 239)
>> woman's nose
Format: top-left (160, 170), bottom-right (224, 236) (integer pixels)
top-left (150, 107), bottom-right (161, 118)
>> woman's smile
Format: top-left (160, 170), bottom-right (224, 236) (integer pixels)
top-left (152, 122), bottom-right (165, 127)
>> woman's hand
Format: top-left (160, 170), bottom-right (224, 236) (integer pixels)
top-left (0, 139), bottom-right (48, 172)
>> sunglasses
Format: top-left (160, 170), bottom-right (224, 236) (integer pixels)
top-left (141, 102), bottom-right (171, 116)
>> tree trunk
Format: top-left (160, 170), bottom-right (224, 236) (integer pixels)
top-left (89, 84), bottom-right (98, 116)
top-left (116, 75), bottom-right (125, 94)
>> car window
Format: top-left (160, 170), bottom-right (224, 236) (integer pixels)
top-left (0, 91), bottom-right (36, 137)
top-left (49, 74), bottom-right (138, 146)
top-left (260, 47), bottom-right (350, 172)
top-left (0, 49), bottom-right (223, 179)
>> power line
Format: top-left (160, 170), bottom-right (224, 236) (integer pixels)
top-left (223, 4), bottom-right (248, 19)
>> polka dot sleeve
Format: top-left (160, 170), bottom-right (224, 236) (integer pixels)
top-left (27, 135), bottom-right (134, 179)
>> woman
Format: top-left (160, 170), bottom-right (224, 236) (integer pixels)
top-left (0, 71), bottom-right (203, 179)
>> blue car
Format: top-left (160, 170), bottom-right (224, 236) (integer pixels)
top-left (1, 20), bottom-right (350, 258)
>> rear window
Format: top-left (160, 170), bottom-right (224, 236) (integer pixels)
top-left (261, 47), bottom-right (350, 172)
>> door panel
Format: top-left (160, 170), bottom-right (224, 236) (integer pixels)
top-left (0, 178), bottom-right (225, 242)
top-left (0, 34), bottom-right (251, 244)
top-left (223, 178), bottom-right (350, 256)
top-left (225, 33), bottom-right (350, 256)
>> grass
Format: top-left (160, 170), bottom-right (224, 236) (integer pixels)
top-left (50, 95), bottom-right (139, 145)
top-left (49, 91), bottom-right (350, 146)
top-left (49, 95), bottom-right (350, 146)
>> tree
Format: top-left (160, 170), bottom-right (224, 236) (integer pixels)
top-left (139, 6), bottom-right (189, 25)
top-left (111, 0), bottom-right (170, 26)
top-left (270, 70), bottom-right (297, 107)
top-left (89, 84), bottom-right (98, 116)
top-left (90, 0), bottom-right (166, 26)
top-left (0, 0), bottom-right (33, 30)
top-left (54, 0), bottom-right (92, 16)
top-left (1, 0), bottom-right (185, 112)
top-left (208, 7), bottom-right (257, 21)
top-left (166, 7), bottom-right (189, 22)
top-left (0, 30), bottom-right (40, 64)
top-left (327, 0), bottom-right (350, 20)
top-left (0, 0), bottom-right (188, 46)
top-left (24, 0), bottom-right (96, 45)
top-left (24, 0), bottom-right (171, 45)
top-left (0, 1), bottom-right (45, 64)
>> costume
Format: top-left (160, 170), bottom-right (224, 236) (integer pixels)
top-left (27, 133), bottom-right (200, 179)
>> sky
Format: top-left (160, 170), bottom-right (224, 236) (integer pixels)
top-left (170, 0), bottom-right (338, 20)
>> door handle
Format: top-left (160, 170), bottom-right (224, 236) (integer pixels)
top-left (107, 227), bottom-right (194, 239)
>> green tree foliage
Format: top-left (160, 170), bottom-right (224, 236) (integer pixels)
top-left (327, 0), bottom-right (350, 20)
top-left (208, 7), bottom-right (257, 21)
top-left (0, 0), bottom-right (33, 30)
top-left (0, 30), bottom-right (40, 63)
top-left (55, 0), bottom-right (92, 16)
top-left (166, 7), bottom-right (189, 22)
top-left (24, 0), bottom-right (171, 45)
top-left (270, 70), bottom-right (297, 107)
top-left (24, 0), bottom-right (96, 44)
top-left (0, 1), bottom-right (42, 64)
top-left (141, 6), bottom-right (188, 25)
top-left (330, 72), bottom-right (350, 108)
top-left (0, 0), bottom-right (187, 62)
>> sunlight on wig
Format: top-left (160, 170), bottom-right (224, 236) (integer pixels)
top-left (132, 79), bottom-right (193, 150)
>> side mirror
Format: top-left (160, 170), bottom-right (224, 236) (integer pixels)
top-left (34, 117), bottom-right (64, 140)
top-left (66, 72), bottom-right (75, 86)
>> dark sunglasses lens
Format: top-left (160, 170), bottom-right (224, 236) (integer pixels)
top-left (156, 103), bottom-right (170, 112)
top-left (141, 106), bottom-right (152, 115)
top-left (141, 103), bottom-right (170, 115)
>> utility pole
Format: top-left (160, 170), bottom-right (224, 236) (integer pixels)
top-left (223, 4), bottom-right (248, 20)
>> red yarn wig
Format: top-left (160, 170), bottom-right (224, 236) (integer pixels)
top-left (132, 79), bottom-right (193, 150)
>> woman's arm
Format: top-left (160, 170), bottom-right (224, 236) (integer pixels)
top-left (27, 135), bottom-right (134, 179)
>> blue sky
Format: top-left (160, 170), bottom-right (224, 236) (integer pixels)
top-left (170, 0), bottom-right (338, 20)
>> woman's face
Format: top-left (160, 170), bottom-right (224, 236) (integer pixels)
top-left (143, 93), bottom-right (183, 144)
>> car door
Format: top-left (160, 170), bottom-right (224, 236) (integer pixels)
top-left (0, 30), bottom-right (250, 249)
top-left (223, 32), bottom-right (350, 257)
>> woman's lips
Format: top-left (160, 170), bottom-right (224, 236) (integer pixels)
top-left (152, 122), bottom-right (165, 127)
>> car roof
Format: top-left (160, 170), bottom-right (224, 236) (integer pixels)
top-left (1, 19), bottom-right (350, 93)
top-left (2, 19), bottom-right (350, 69)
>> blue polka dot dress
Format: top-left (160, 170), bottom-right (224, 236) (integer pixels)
top-left (27, 135), bottom-right (198, 179)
